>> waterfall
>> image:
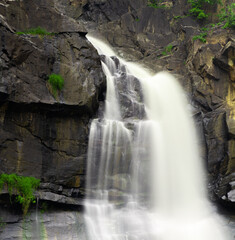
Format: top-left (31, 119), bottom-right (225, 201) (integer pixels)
top-left (84, 35), bottom-right (231, 240)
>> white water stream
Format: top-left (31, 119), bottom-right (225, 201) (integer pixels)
top-left (84, 35), bottom-right (231, 240)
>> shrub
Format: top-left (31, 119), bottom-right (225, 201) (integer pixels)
top-left (218, 3), bottom-right (235, 29)
top-left (192, 26), bottom-right (210, 43)
top-left (192, 32), bottom-right (207, 42)
top-left (48, 73), bottom-right (64, 98)
top-left (188, 0), bottom-right (220, 19)
top-left (16, 27), bottom-right (54, 36)
top-left (0, 174), bottom-right (40, 215)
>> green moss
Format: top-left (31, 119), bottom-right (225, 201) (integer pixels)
top-left (39, 214), bottom-right (47, 239)
top-left (48, 73), bottom-right (64, 98)
top-left (161, 44), bottom-right (173, 56)
top-left (16, 27), bottom-right (54, 36)
top-left (0, 174), bottom-right (40, 215)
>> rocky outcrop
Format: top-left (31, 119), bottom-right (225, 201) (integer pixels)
top-left (0, 0), bottom-right (105, 202)
top-left (0, 205), bottom-right (87, 240)
top-left (0, 0), bottom-right (86, 33)
top-left (187, 29), bottom-right (235, 203)
top-left (0, 0), bottom-right (234, 208)
top-left (0, 0), bottom-right (234, 239)
top-left (70, 0), bottom-right (235, 205)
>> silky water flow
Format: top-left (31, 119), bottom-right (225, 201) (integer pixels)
top-left (84, 35), bottom-right (231, 240)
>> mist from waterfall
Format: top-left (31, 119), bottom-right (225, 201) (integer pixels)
top-left (84, 35), bottom-right (231, 240)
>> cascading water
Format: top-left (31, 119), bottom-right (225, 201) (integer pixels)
top-left (84, 35), bottom-right (231, 240)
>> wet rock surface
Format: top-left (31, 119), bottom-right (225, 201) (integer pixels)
top-left (77, 0), bottom-right (235, 207)
top-left (0, 205), bottom-right (87, 240)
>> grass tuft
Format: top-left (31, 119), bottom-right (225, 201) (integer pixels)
top-left (16, 27), bottom-right (54, 36)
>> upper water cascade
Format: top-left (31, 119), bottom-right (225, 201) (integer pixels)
top-left (84, 34), bottom-right (231, 240)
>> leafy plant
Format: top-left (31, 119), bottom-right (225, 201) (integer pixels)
top-left (0, 174), bottom-right (40, 215)
top-left (218, 3), bottom-right (235, 29)
top-left (48, 73), bottom-right (64, 98)
top-left (192, 32), bottom-right (207, 42)
top-left (192, 25), bottom-right (210, 43)
top-left (161, 44), bottom-right (173, 56)
top-left (16, 27), bottom-right (54, 36)
top-left (188, 0), bottom-right (220, 19)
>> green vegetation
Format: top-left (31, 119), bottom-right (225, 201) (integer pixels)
top-left (218, 3), bottom-right (235, 29)
top-left (147, 0), bottom-right (166, 9)
top-left (188, 0), bottom-right (234, 30)
top-left (16, 27), bottom-right (54, 36)
top-left (0, 174), bottom-right (40, 215)
top-left (40, 202), bottom-right (48, 214)
top-left (192, 32), bottom-right (207, 42)
top-left (173, 15), bottom-right (183, 20)
top-left (0, 217), bottom-right (6, 229)
top-left (192, 26), bottom-right (209, 42)
top-left (39, 215), bottom-right (47, 239)
top-left (48, 73), bottom-right (64, 98)
top-left (188, 0), bottom-right (220, 19)
top-left (161, 44), bottom-right (173, 56)
top-left (191, 3), bottom-right (234, 43)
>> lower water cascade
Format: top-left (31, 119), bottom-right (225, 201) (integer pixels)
top-left (84, 35), bottom-right (231, 240)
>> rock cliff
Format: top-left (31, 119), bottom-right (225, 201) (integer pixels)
top-left (0, 0), bottom-right (234, 225)
top-left (0, 0), bottom-right (105, 202)
top-left (76, 0), bottom-right (235, 205)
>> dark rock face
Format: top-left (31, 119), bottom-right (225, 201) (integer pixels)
top-left (0, 0), bottom-right (86, 33)
top-left (0, 0), bottom-right (105, 202)
top-left (0, 0), bottom-right (234, 211)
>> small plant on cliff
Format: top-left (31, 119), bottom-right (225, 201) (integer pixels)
top-left (147, 0), bottom-right (166, 8)
top-left (48, 73), bottom-right (64, 98)
top-left (218, 3), bottom-right (235, 29)
top-left (188, 0), bottom-right (220, 19)
top-left (161, 44), bottom-right (173, 56)
top-left (16, 27), bottom-right (54, 36)
top-left (192, 32), bottom-right (207, 42)
top-left (173, 15), bottom-right (183, 20)
top-left (0, 174), bottom-right (40, 215)
top-left (192, 26), bottom-right (209, 42)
